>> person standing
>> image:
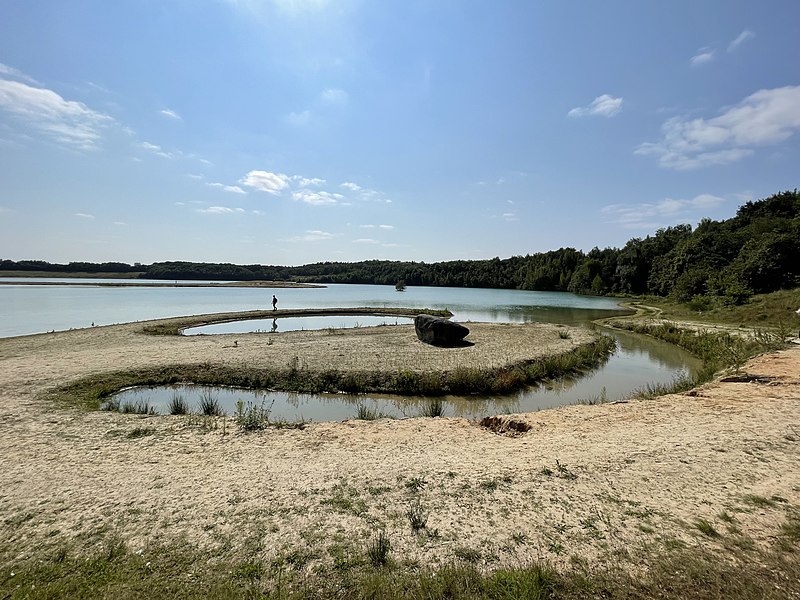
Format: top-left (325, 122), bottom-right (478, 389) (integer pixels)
top-left (272, 295), bottom-right (278, 311)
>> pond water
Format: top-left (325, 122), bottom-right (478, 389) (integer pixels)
top-left (1, 279), bottom-right (702, 419)
top-left (184, 314), bottom-right (414, 335)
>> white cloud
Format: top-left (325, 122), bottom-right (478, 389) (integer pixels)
top-left (291, 189), bottom-right (343, 205)
top-left (690, 48), bottom-right (716, 67)
top-left (568, 94), bottom-right (623, 118)
top-left (293, 176), bottom-right (326, 187)
top-left (139, 141), bottom-right (176, 159)
top-left (378, 224), bottom-right (394, 230)
top-left (160, 108), bottom-right (182, 120)
top-left (502, 212), bottom-right (519, 222)
top-left (75, 213), bottom-right (95, 219)
top-left (241, 170), bottom-right (290, 194)
top-left (198, 206), bottom-right (246, 215)
top-left (728, 30), bottom-right (755, 52)
top-left (341, 181), bottom-right (362, 191)
top-left (322, 88), bottom-right (348, 104)
top-left (353, 238), bottom-right (379, 244)
top-left (0, 63), bottom-right (39, 85)
top-left (290, 230), bottom-right (336, 242)
top-left (207, 182), bottom-right (247, 194)
top-left (636, 85), bottom-right (800, 170)
top-left (0, 78), bottom-right (114, 150)
top-left (601, 194), bottom-right (726, 229)
top-left (113, 221), bottom-right (126, 226)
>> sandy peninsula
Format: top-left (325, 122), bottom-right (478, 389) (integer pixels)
top-left (0, 313), bottom-right (798, 586)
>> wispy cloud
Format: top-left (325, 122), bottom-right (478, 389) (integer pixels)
top-left (241, 170), bottom-right (291, 194)
top-left (198, 206), bottom-right (246, 215)
top-left (728, 30), bottom-right (755, 52)
top-left (0, 73), bottom-right (114, 150)
top-left (289, 230), bottom-right (336, 242)
top-left (291, 189), bottom-right (345, 205)
top-left (207, 182), bottom-right (247, 194)
top-left (0, 63), bottom-right (39, 85)
top-left (601, 194), bottom-right (726, 229)
top-left (321, 88), bottom-right (348, 105)
top-left (75, 212), bottom-right (95, 219)
top-left (353, 238), bottom-right (379, 244)
top-left (139, 141), bottom-right (176, 159)
top-left (341, 181), bottom-right (361, 191)
top-left (690, 47), bottom-right (716, 67)
top-left (636, 85), bottom-right (800, 170)
top-left (568, 94), bottom-right (623, 118)
top-left (160, 108), bottom-right (182, 120)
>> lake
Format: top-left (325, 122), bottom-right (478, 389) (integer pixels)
top-left (0, 280), bottom-right (701, 416)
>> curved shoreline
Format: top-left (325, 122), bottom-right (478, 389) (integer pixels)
top-left (9, 309), bottom-right (608, 408)
top-left (1, 310), bottom-right (798, 594)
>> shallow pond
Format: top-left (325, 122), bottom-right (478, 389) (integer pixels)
top-left (184, 314), bottom-right (414, 335)
top-left (111, 326), bottom-right (700, 421)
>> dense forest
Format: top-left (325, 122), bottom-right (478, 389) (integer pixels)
top-left (3, 190), bottom-right (799, 305)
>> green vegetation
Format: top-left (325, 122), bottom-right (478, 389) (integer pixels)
top-left (612, 320), bottom-right (787, 383)
top-left (47, 337), bottom-right (616, 411)
top-left (420, 397), bottom-right (446, 417)
top-left (2, 534), bottom-right (797, 599)
top-left (5, 190), bottom-right (799, 305)
top-left (167, 392), bottom-right (188, 415)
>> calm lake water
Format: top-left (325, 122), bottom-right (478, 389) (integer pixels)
top-left (1, 279), bottom-right (701, 418)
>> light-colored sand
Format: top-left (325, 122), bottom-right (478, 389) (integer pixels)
top-left (0, 318), bottom-right (798, 573)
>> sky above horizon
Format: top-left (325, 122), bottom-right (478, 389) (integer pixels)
top-left (1, 1), bottom-right (799, 266)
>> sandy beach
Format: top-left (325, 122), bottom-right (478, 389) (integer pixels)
top-left (0, 316), bottom-right (798, 578)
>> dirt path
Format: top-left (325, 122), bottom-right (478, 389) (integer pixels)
top-left (0, 318), bottom-right (798, 574)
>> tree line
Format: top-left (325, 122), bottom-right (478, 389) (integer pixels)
top-left (3, 189), bottom-right (798, 304)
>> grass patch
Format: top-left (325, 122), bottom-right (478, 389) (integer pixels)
top-left (2, 534), bottom-right (799, 599)
top-left (406, 498), bottom-right (429, 531)
top-left (420, 397), bottom-right (446, 418)
top-left (198, 389), bottom-right (224, 416)
top-left (366, 530), bottom-right (391, 567)
top-left (167, 392), bottom-right (189, 415)
top-left (126, 426), bottom-right (156, 439)
top-left (695, 518), bottom-right (720, 538)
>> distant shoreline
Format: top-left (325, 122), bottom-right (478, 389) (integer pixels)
top-left (0, 280), bottom-right (325, 289)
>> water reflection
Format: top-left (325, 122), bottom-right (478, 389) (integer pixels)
top-left (184, 314), bottom-right (415, 335)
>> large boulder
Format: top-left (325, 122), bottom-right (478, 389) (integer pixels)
top-left (414, 314), bottom-right (470, 347)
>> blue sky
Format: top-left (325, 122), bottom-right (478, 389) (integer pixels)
top-left (1, 1), bottom-right (799, 266)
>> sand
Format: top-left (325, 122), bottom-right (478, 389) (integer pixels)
top-left (0, 316), bottom-right (798, 574)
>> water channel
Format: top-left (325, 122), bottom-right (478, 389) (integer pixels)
top-left (0, 280), bottom-right (701, 419)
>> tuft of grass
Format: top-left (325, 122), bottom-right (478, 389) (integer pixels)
top-left (558, 329), bottom-right (571, 339)
top-left (406, 498), bottom-right (429, 531)
top-left (743, 494), bottom-right (777, 508)
top-left (695, 518), bottom-right (720, 538)
top-left (127, 426), bottom-right (156, 439)
top-left (355, 403), bottom-right (379, 420)
top-left (366, 530), bottom-right (391, 567)
top-left (420, 397), bottom-right (446, 418)
top-left (198, 389), bottom-right (224, 416)
top-left (120, 399), bottom-right (156, 415)
top-left (168, 392), bottom-right (189, 415)
top-left (235, 399), bottom-right (273, 431)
